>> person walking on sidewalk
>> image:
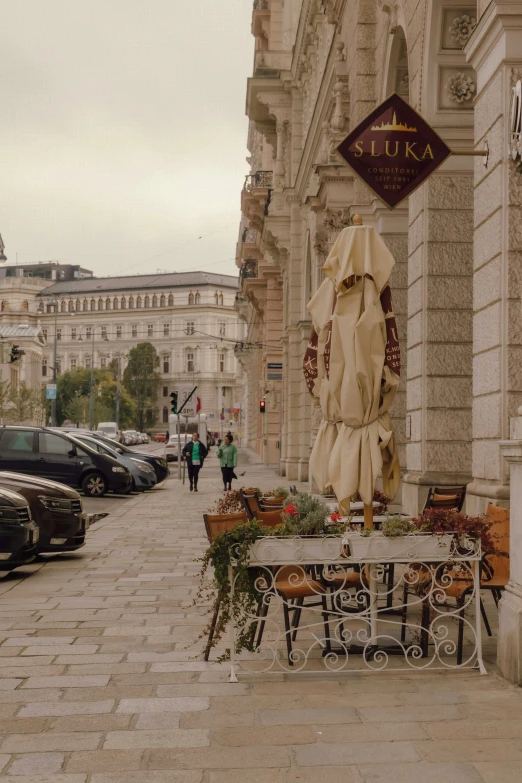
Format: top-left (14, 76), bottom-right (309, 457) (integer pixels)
top-left (217, 434), bottom-right (238, 491)
top-left (182, 432), bottom-right (208, 492)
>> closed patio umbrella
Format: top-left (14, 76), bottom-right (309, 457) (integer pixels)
top-left (304, 276), bottom-right (341, 491)
top-left (307, 215), bottom-right (401, 519)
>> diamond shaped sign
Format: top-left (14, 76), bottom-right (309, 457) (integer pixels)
top-left (336, 93), bottom-right (451, 209)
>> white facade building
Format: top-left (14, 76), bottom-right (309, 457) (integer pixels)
top-left (36, 271), bottom-right (245, 432)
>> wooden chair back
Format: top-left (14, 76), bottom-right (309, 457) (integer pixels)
top-left (424, 485), bottom-right (466, 512)
top-left (240, 489), bottom-right (262, 521)
top-left (256, 509), bottom-right (284, 529)
top-left (484, 503), bottom-right (510, 583)
top-left (256, 491), bottom-right (285, 509)
top-left (203, 512), bottom-right (248, 543)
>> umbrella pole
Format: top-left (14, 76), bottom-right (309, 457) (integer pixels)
top-left (364, 503), bottom-right (378, 647)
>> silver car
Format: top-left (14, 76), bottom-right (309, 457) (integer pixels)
top-left (69, 435), bottom-right (157, 492)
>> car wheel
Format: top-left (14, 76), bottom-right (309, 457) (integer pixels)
top-left (130, 477), bottom-right (136, 492)
top-left (82, 472), bottom-right (108, 497)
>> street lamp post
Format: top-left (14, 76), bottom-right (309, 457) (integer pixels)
top-left (37, 298), bottom-right (72, 427)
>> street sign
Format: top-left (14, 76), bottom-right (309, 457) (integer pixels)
top-left (267, 362), bottom-right (283, 370)
top-left (46, 384), bottom-right (57, 400)
top-left (177, 384), bottom-right (198, 416)
top-left (229, 408), bottom-right (240, 415)
top-left (336, 93), bottom-right (451, 209)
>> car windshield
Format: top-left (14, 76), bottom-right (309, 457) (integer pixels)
top-left (98, 426), bottom-right (116, 434)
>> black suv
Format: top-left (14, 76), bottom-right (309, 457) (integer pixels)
top-left (0, 486), bottom-right (38, 570)
top-left (0, 427), bottom-right (132, 497)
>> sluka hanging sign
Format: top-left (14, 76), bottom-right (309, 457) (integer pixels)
top-left (336, 93), bottom-right (451, 209)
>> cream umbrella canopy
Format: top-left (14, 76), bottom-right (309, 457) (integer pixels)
top-left (307, 217), bottom-right (401, 514)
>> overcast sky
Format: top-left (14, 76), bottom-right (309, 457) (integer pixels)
top-left (1, 1), bottom-right (253, 279)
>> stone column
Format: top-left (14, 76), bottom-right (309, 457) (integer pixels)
top-left (466, 2), bottom-right (522, 514)
top-left (498, 409), bottom-right (522, 683)
top-left (401, 172), bottom-right (474, 515)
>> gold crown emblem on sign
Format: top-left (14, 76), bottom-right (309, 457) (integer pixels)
top-left (371, 112), bottom-right (417, 132)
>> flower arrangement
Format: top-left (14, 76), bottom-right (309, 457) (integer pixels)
top-left (354, 488), bottom-right (390, 514)
top-left (413, 508), bottom-right (498, 554)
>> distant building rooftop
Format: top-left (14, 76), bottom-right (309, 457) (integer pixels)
top-left (37, 271), bottom-right (239, 297)
top-left (0, 262), bottom-right (93, 282)
top-left (0, 324), bottom-right (43, 339)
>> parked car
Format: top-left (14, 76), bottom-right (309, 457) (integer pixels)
top-left (154, 434), bottom-right (167, 442)
top-left (69, 435), bottom-right (157, 492)
top-left (0, 427), bottom-right (132, 497)
top-left (0, 486), bottom-right (38, 570)
top-left (49, 429), bottom-right (169, 484)
top-left (96, 422), bottom-right (120, 442)
top-left (122, 430), bottom-right (137, 446)
top-left (0, 472), bottom-right (88, 553)
top-left (165, 433), bottom-right (191, 462)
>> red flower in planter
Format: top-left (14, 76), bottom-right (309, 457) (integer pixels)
top-left (330, 513), bottom-right (342, 523)
top-left (284, 503), bottom-right (298, 517)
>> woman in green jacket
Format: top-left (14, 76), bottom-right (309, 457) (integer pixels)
top-left (217, 434), bottom-right (238, 491)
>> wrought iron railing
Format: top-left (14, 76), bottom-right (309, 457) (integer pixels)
top-left (243, 171), bottom-right (274, 191)
top-left (242, 227), bottom-right (258, 245)
top-left (240, 260), bottom-right (258, 279)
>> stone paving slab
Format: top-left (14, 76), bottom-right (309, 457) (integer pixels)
top-left (0, 448), bottom-right (521, 780)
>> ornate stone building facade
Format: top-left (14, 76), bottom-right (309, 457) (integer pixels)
top-left (37, 272), bottom-right (245, 432)
top-left (235, 0), bottom-right (522, 515)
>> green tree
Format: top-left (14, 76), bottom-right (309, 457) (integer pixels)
top-left (8, 382), bottom-right (37, 423)
top-left (56, 368), bottom-right (113, 425)
top-left (123, 342), bottom-right (160, 431)
top-left (64, 395), bottom-right (90, 427)
top-left (0, 380), bottom-right (11, 424)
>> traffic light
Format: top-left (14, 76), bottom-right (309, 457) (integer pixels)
top-left (170, 391), bottom-right (178, 414)
top-left (9, 345), bottom-right (23, 364)
top-left (260, 399), bottom-right (266, 414)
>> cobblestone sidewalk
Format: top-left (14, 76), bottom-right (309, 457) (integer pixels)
top-left (0, 450), bottom-right (521, 782)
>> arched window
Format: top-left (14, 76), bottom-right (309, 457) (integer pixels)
top-left (144, 295), bottom-right (150, 308)
top-left (152, 295), bottom-right (158, 308)
top-left (214, 292), bottom-right (219, 305)
top-left (0, 300), bottom-right (7, 312)
top-left (120, 297), bottom-right (126, 310)
top-left (75, 299), bottom-right (81, 312)
top-left (21, 300), bottom-right (29, 312)
top-left (136, 296), bottom-right (142, 308)
top-left (128, 296), bottom-right (134, 309)
top-left (187, 351), bottom-right (194, 373)
top-left (83, 299), bottom-right (88, 312)
top-left (105, 298), bottom-right (111, 310)
top-left (68, 300), bottom-right (74, 312)
top-left (188, 292), bottom-right (195, 305)
top-left (168, 294), bottom-right (174, 306)
top-left (162, 406), bottom-right (169, 423)
top-left (113, 297), bottom-right (119, 310)
top-left (195, 292), bottom-right (201, 304)
top-left (163, 356), bottom-right (169, 373)
top-left (219, 293), bottom-right (224, 306)
top-left (90, 298), bottom-right (96, 311)
top-left (160, 294), bottom-right (166, 307)
top-left (219, 351), bottom-right (225, 373)
top-left (61, 300), bottom-right (66, 312)
top-left (98, 298), bottom-right (103, 311)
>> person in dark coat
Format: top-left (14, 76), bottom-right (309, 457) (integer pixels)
top-left (182, 432), bottom-right (208, 492)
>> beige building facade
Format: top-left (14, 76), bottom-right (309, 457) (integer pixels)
top-left (236, 0), bottom-right (522, 516)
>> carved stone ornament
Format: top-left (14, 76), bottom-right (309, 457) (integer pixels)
top-left (449, 14), bottom-right (477, 46)
top-left (510, 78), bottom-right (522, 171)
top-left (446, 72), bottom-right (476, 104)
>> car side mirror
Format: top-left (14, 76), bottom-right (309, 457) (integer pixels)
top-left (68, 448), bottom-right (76, 458)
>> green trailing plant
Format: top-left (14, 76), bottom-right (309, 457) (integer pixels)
top-left (414, 508), bottom-right (500, 554)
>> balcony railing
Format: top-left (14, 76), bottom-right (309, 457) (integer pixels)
top-left (240, 260), bottom-right (258, 280)
top-left (243, 170), bottom-right (274, 192)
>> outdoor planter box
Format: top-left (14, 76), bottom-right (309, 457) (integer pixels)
top-left (346, 532), bottom-right (454, 560)
top-left (248, 535), bottom-right (347, 565)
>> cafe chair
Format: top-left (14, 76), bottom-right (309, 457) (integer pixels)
top-left (423, 485), bottom-right (466, 513)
